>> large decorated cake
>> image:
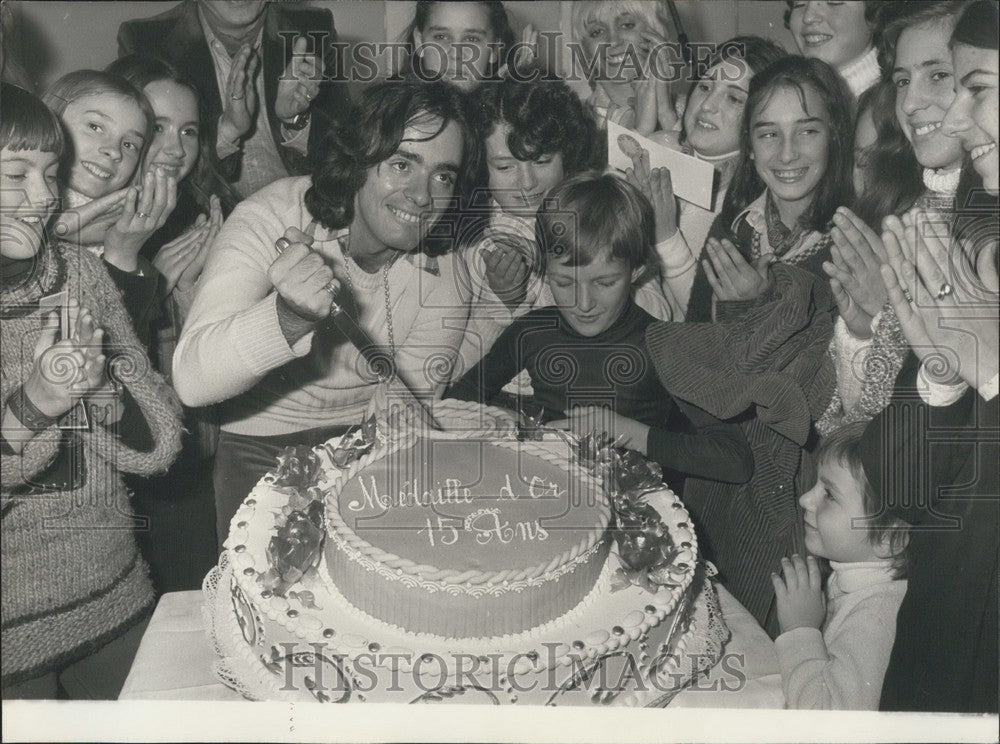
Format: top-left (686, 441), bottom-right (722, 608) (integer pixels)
top-left (205, 399), bottom-right (724, 705)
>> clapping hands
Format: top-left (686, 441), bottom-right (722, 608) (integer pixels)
top-left (275, 36), bottom-right (322, 124)
top-left (153, 195), bottom-right (224, 295)
top-left (880, 209), bottom-right (999, 393)
top-left (498, 23), bottom-right (538, 78)
top-left (823, 207), bottom-right (888, 339)
top-left (703, 237), bottom-right (772, 302)
top-left (23, 300), bottom-right (107, 421)
top-left (219, 44), bottom-right (260, 142)
top-left (623, 144), bottom-right (677, 244)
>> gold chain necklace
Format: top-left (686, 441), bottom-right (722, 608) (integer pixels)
top-left (340, 237), bottom-right (396, 381)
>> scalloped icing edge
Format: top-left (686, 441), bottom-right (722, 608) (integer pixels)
top-left (226, 470), bottom-right (698, 679)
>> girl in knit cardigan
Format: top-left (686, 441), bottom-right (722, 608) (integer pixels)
top-left (0, 83), bottom-right (182, 698)
top-left (817, 1), bottom-right (972, 434)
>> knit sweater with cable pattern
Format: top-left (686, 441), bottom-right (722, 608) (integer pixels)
top-left (1, 242), bottom-right (183, 687)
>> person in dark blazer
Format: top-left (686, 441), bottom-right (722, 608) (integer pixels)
top-left (118, 0), bottom-right (344, 199)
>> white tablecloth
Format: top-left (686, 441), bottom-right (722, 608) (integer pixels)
top-left (120, 585), bottom-right (784, 707)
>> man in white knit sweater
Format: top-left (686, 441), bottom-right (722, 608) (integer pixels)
top-left (771, 421), bottom-right (910, 709)
top-left (173, 82), bottom-right (478, 548)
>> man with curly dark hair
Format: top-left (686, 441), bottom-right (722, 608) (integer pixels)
top-left (172, 80), bottom-right (479, 548)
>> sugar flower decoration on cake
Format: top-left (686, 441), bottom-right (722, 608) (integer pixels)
top-left (272, 445), bottom-right (323, 492)
top-left (260, 498), bottom-right (326, 597)
top-left (606, 449), bottom-right (688, 594)
top-left (325, 413), bottom-right (379, 467)
top-left (259, 446), bottom-right (327, 596)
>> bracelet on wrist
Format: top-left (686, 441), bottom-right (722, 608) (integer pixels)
top-left (7, 386), bottom-right (60, 433)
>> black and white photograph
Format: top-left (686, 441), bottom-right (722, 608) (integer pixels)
top-left (1, 1), bottom-right (997, 741)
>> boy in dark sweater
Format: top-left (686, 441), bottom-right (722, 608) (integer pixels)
top-left (447, 172), bottom-right (753, 486)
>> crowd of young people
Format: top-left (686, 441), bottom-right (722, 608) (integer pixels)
top-left (1, 0), bottom-right (996, 714)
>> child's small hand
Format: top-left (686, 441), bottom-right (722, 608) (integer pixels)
top-left (484, 236), bottom-right (530, 310)
top-left (703, 238), bottom-right (772, 302)
top-left (176, 195), bottom-right (224, 293)
top-left (772, 554), bottom-right (826, 633)
top-left (154, 219), bottom-right (211, 295)
top-left (24, 300), bottom-right (107, 419)
top-left (549, 406), bottom-right (650, 454)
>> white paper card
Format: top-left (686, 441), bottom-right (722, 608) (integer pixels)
top-left (607, 121), bottom-right (716, 210)
top-left (38, 290), bottom-right (69, 339)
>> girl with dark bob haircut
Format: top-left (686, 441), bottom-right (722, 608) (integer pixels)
top-left (305, 79), bottom-right (480, 255)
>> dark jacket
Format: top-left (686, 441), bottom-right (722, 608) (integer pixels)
top-left (118, 0), bottom-right (344, 182)
top-left (862, 353), bottom-right (999, 713)
top-left (646, 264), bottom-right (837, 635)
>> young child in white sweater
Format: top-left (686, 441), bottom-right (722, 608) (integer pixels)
top-left (771, 421), bottom-right (910, 710)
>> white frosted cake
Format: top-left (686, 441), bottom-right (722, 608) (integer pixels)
top-left (207, 401), bottom-right (711, 705)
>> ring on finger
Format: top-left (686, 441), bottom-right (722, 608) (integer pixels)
top-left (936, 282), bottom-right (953, 299)
top-left (231, 94), bottom-right (244, 101)
top-left (324, 279), bottom-right (339, 295)
top-left (136, 211), bottom-right (149, 219)
top-left (902, 288), bottom-right (914, 304)
top-left (274, 237), bottom-right (291, 253)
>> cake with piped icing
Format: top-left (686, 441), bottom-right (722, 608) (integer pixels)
top-left (208, 400), bottom-right (710, 705)
top-left (327, 434), bottom-right (610, 637)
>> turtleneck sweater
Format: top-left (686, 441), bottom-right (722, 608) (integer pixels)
top-left (446, 298), bottom-right (753, 483)
top-left (775, 559), bottom-right (907, 709)
top-left (839, 46), bottom-right (880, 99)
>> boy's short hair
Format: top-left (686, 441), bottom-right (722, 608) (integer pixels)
top-left (817, 421), bottom-right (911, 578)
top-left (534, 171), bottom-right (653, 271)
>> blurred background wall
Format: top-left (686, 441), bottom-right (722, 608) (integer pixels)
top-left (6, 0), bottom-right (793, 98)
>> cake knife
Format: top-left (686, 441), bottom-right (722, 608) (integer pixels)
top-left (274, 236), bottom-right (444, 432)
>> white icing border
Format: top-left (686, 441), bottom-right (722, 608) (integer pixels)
top-left (221, 402), bottom-right (699, 683)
